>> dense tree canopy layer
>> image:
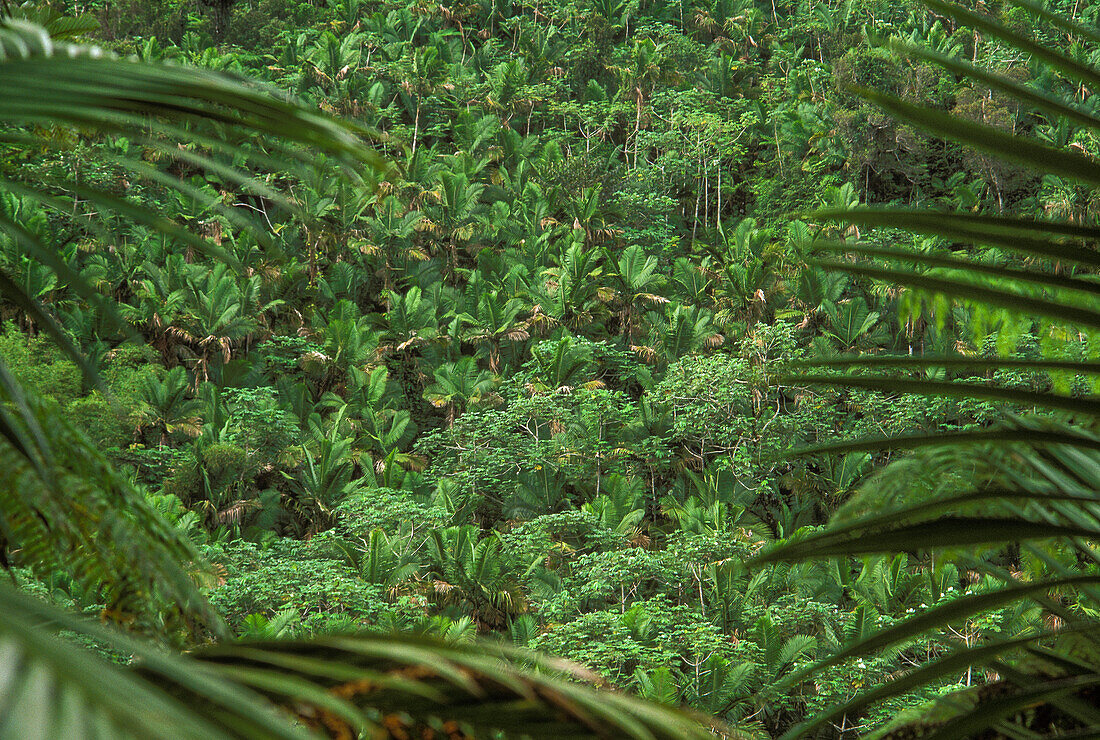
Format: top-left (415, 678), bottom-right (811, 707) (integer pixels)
top-left (2, 0), bottom-right (1100, 736)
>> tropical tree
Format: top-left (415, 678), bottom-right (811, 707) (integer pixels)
top-left (167, 266), bottom-right (270, 383)
top-left (356, 527), bottom-right (420, 591)
top-left (454, 287), bottom-right (530, 372)
top-left (423, 356), bottom-right (500, 426)
top-left (136, 365), bottom-right (203, 445)
top-left (645, 303), bottom-right (723, 364)
top-left (424, 525), bottom-right (535, 630)
top-left (305, 31), bottom-right (365, 111)
top-left (379, 285), bottom-right (439, 356)
top-left (539, 240), bottom-right (606, 330)
top-left (706, 218), bottom-right (769, 328)
top-left (421, 168), bottom-right (487, 276)
top-left (612, 38), bottom-right (664, 168)
top-left (609, 244), bottom-right (668, 343)
top-left (525, 334), bottom-right (603, 394)
top-left (303, 300), bottom-right (379, 391)
top-left (357, 195), bottom-right (427, 296)
top-left (283, 408), bottom-right (366, 530)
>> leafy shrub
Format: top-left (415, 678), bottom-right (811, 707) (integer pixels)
top-left (204, 539), bottom-right (422, 634)
top-left (66, 392), bottom-right (129, 449)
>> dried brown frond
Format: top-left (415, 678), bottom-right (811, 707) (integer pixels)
top-left (631, 344), bottom-right (659, 363)
top-left (217, 499), bottom-right (261, 525)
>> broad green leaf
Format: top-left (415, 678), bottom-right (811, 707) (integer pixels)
top-left (188, 635), bottom-right (718, 739)
top-left (899, 41), bottom-right (1100, 134)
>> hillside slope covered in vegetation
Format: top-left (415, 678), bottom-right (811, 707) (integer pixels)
top-left (4, 0), bottom-right (1100, 736)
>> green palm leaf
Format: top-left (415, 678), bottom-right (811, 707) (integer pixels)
top-left (0, 583), bottom-right (312, 740)
top-left (857, 86), bottom-right (1100, 187)
top-left (180, 635), bottom-right (718, 739)
top-left (770, 1), bottom-right (1100, 735)
top-left (0, 14), bottom-right (390, 635)
top-left (811, 258), bottom-right (1100, 329)
top-left (777, 629), bottom-right (1091, 740)
top-left (811, 209), bottom-right (1100, 267)
top-left (813, 241), bottom-right (1100, 296)
top-left (791, 356), bottom-right (1100, 373)
top-left (787, 373), bottom-right (1100, 415)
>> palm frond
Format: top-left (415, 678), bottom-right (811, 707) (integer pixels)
top-left (768, 1), bottom-right (1100, 735)
top-left (789, 356), bottom-right (1100, 373)
top-left (813, 241), bottom-right (1100, 296)
top-left (0, 17), bottom-right (388, 635)
top-left (0, 389), bottom-right (225, 635)
top-left (178, 635), bottom-right (719, 739)
top-left (811, 209), bottom-right (1100, 267)
top-left (0, 582), bottom-right (311, 740)
top-left (4, 566), bottom-right (719, 739)
top-left (787, 373), bottom-right (1100, 415)
top-left (777, 629), bottom-right (1091, 740)
top-left (810, 258), bottom-right (1100, 329)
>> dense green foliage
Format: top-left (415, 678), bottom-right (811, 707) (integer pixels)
top-left (3, 0), bottom-right (1100, 736)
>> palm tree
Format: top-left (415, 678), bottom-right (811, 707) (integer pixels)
top-left (301, 301), bottom-right (379, 392)
top-left (424, 526), bottom-right (533, 630)
top-left (645, 303), bottom-right (723, 365)
top-left (609, 244), bottom-right (668, 343)
top-left (400, 44), bottom-right (448, 154)
top-left (705, 218), bottom-right (769, 329)
top-left (379, 285), bottom-right (439, 356)
top-left (538, 240), bottom-right (606, 331)
top-left (423, 356), bottom-right (500, 426)
top-left (136, 365), bottom-right (203, 446)
top-left (357, 195), bottom-right (427, 296)
top-left (283, 408), bottom-right (365, 531)
top-left (455, 288), bottom-right (530, 372)
top-left (357, 527), bottom-right (420, 592)
top-left (821, 296), bottom-right (883, 351)
top-left (525, 334), bottom-right (605, 394)
top-left (756, 2), bottom-right (1100, 735)
top-left (305, 31), bottom-right (365, 113)
top-left (421, 169), bottom-right (487, 277)
top-left (0, 16), bottom-right (710, 739)
top-left (168, 267), bottom-right (267, 383)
